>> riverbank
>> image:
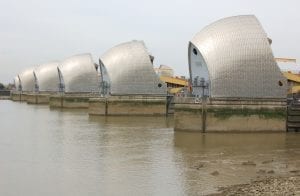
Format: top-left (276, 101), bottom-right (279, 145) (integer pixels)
top-left (210, 175), bottom-right (300, 195)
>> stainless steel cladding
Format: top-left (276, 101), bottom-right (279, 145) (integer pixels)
top-left (34, 62), bottom-right (60, 92)
top-left (58, 54), bottom-right (100, 93)
top-left (100, 40), bottom-right (167, 95)
top-left (18, 68), bottom-right (35, 92)
top-left (189, 15), bottom-right (287, 98)
top-left (13, 76), bottom-right (21, 91)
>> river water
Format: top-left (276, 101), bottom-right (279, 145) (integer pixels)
top-left (0, 100), bottom-right (299, 195)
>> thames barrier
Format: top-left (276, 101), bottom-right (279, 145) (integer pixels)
top-left (1, 13), bottom-right (300, 195)
top-left (9, 15), bottom-right (297, 132)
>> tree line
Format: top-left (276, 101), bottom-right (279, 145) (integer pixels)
top-left (0, 83), bottom-right (14, 90)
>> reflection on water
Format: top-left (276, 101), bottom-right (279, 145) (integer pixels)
top-left (88, 115), bottom-right (174, 128)
top-left (0, 100), bottom-right (299, 195)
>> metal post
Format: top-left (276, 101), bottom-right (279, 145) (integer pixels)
top-left (98, 59), bottom-right (105, 96)
top-left (199, 78), bottom-right (206, 132)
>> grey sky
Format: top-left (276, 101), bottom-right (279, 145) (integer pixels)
top-left (0, 0), bottom-right (299, 83)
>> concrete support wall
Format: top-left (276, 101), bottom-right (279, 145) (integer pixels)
top-left (174, 104), bottom-right (203, 132)
top-left (49, 94), bottom-right (96, 108)
top-left (49, 96), bottom-right (63, 108)
top-left (20, 93), bottom-right (29, 102)
top-left (26, 94), bottom-right (38, 104)
top-left (205, 105), bottom-right (286, 132)
top-left (63, 96), bottom-right (90, 108)
top-left (26, 94), bottom-right (51, 104)
top-left (89, 96), bottom-right (167, 116)
top-left (38, 94), bottom-right (51, 104)
top-left (89, 98), bottom-right (107, 115)
top-left (11, 92), bottom-right (22, 101)
top-left (174, 98), bottom-right (286, 132)
top-left (11, 92), bottom-right (52, 104)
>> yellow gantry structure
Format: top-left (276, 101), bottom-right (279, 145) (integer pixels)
top-left (160, 76), bottom-right (188, 86)
top-left (283, 72), bottom-right (300, 83)
top-left (160, 76), bottom-right (189, 94)
top-left (283, 72), bottom-right (300, 94)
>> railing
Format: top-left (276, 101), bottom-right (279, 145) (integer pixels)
top-left (166, 95), bottom-right (175, 115)
top-left (287, 94), bottom-right (300, 132)
top-left (0, 90), bottom-right (10, 96)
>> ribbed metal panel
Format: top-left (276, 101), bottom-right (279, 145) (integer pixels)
top-left (58, 54), bottom-right (100, 93)
top-left (13, 76), bottom-right (21, 91)
top-left (100, 40), bottom-right (167, 95)
top-left (189, 15), bottom-right (287, 98)
top-left (18, 68), bottom-right (35, 92)
top-left (34, 62), bottom-right (60, 92)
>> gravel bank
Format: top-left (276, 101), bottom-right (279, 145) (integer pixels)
top-left (209, 175), bottom-right (300, 196)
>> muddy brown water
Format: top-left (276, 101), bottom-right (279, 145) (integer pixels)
top-left (0, 100), bottom-right (299, 195)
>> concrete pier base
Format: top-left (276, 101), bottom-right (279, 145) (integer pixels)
top-left (174, 98), bottom-right (286, 132)
top-left (21, 94), bottom-right (29, 102)
top-left (11, 92), bottom-right (29, 102)
top-left (26, 93), bottom-right (51, 104)
top-left (89, 96), bottom-right (167, 116)
top-left (49, 94), bottom-right (98, 108)
top-left (11, 92), bottom-right (22, 101)
top-left (12, 92), bottom-right (53, 104)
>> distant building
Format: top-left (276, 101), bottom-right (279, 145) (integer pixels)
top-left (189, 15), bottom-right (286, 98)
top-left (283, 72), bottom-right (300, 94)
top-left (276, 58), bottom-right (297, 63)
top-left (276, 58), bottom-right (300, 74)
top-left (154, 65), bottom-right (189, 95)
top-left (159, 76), bottom-right (188, 95)
top-left (155, 65), bottom-right (174, 77)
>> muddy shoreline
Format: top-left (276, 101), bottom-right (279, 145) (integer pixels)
top-left (209, 175), bottom-right (300, 195)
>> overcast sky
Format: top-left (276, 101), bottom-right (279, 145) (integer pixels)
top-left (0, 0), bottom-right (299, 83)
